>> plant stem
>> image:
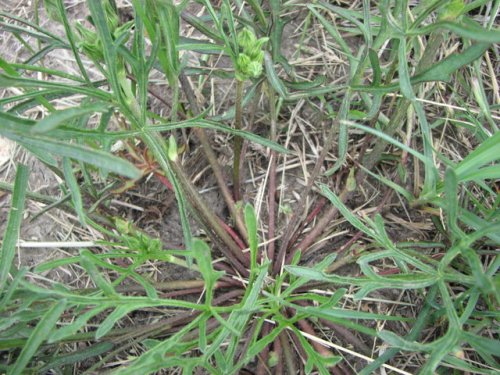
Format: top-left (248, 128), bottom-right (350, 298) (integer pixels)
top-left (273, 116), bottom-right (337, 274)
top-left (286, 188), bottom-right (352, 264)
top-left (179, 73), bottom-right (248, 242)
top-left (256, 322), bottom-right (272, 375)
top-left (267, 87), bottom-right (278, 262)
top-left (280, 331), bottom-right (297, 374)
top-left (233, 79), bottom-right (244, 202)
top-left (169, 157), bottom-right (250, 276)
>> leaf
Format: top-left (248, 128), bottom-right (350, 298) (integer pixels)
top-left (48, 306), bottom-right (109, 343)
top-left (192, 239), bottom-right (222, 305)
top-left (2, 132), bottom-right (140, 179)
top-left (0, 164), bottom-right (29, 288)
top-left (43, 0), bottom-right (61, 22)
top-left (264, 52), bottom-right (288, 98)
top-left (398, 39), bottom-right (415, 100)
top-left (80, 250), bottom-right (117, 297)
top-left (378, 330), bottom-right (430, 351)
top-left (444, 168), bottom-right (461, 238)
top-left (62, 157), bottom-right (86, 226)
top-left (244, 204), bottom-right (258, 271)
top-left (9, 299), bottom-right (67, 375)
top-left (416, 42), bottom-right (490, 83)
top-left (351, 43), bottom-right (491, 94)
top-left (319, 183), bottom-right (378, 240)
top-left (31, 103), bottom-right (109, 133)
top-left (412, 19), bottom-right (500, 43)
top-left (95, 305), bottom-right (134, 340)
top-left (454, 131), bottom-right (500, 180)
top-left (39, 342), bottom-right (113, 373)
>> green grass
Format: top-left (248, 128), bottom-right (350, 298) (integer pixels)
top-left (0, 0), bottom-right (499, 373)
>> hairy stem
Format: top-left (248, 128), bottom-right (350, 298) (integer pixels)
top-left (233, 79), bottom-right (244, 202)
top-left (267, 87), bottom-right (278, 262)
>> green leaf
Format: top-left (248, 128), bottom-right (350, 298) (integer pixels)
top-left (244, 204), bottom-right (258, 272)
top-left (2, 132), bottom-right (140, 179)
top-left (351, 43), bottom-right (491, 94)
top-left (192, 239), bottom-right (222, 305)
top-left (454, 131), bottom-right (500, 180)
top-left (95, 305), bottom-right (134, 340)
top-left (80, 250), bottom-right (117, 297)
top-left (444, 168), bottom-right (461, 238)
top-left (378, 330), bottom-right (429, 352)
top-left (398, 40), bottom-right (415, 100)
top-left (39, 342), bottom-right (113, 373)
top-left (0, 164), bottom-right (29, 288)
top-left (9, 299), bottom-right (67, 375)
top-left (412, 20), bottom-right (500, 43)
top-left (31, 103), bottom-right (109, 133)
top-left (319, 183), bottom-right (378, 240)
top-left (62, 157), bottom-right (86, 226)
top-left (48, 306), bottom-right (109, 343)
top-left (264, 52), bottom-right (288, 98)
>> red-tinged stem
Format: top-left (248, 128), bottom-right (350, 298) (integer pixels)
top-left (170, 158), bottom-right (250, 276)
top-left (273, 117), bottom-right (340, 275)
top-left (319, 319), bottom-right (371, 356)
top-left (256, 322), bottom-right (272, 375)
top-left (267, 89), bottom-right (278, 262)
top-left (273, 334), bottom-right (284, 375)
top-left (287, 197), bottom-right (327, 254)
top-left (296, 318), bottom-right (332, 358)
top-left (279, 331), bottom-right (297, 375)
top-left (218, 217), bottom-right (246, 250)
top-left (155, 172), bottom-right (173, 190)
top-left (285, 189), bottom-right (352, 265)
top-left (233, 79), bottom-right (244, 202)
top-left (179, 73), bottom-right (248, 243)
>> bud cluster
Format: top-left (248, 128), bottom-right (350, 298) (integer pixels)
top-left (235, 28), bottom-right (269, 81)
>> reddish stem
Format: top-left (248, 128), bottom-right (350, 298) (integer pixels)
top-left (256, 323), bottom-right (272, 375)
top-left (287, 197), bottom-right (327, 253)
top-left (217, 218), bottom-right (246, 251)
top-left (273, 334), bottom-right (284, 375)
top-left (155, 172), bottom-right (173, 190)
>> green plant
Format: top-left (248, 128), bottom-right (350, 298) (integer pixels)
top-left (0, 0), bottom-right (499, 373)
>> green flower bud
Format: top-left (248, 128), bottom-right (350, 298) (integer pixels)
top-left (236, 53), bottom-right (251, 81)
top-left (103, 0), bottom-right (120, 31)
top-left (235, 28), bottom-right (268, 81)
top-left (75, 22), bottom-right (104, 62)
top-left (246, 60), bottom-right (263, 78)
top-left (237, 27), bottom-right (257, 49)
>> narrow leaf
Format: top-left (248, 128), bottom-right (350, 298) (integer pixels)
top-left (31, 103), bottom-right (109, 133)
top-left (10, 299), bottom-right (67, 375)
top-left (0, 164), bottom-right (29, 288)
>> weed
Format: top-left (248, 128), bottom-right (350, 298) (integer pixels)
top-left (0, 0), bottom-right (499, 374)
